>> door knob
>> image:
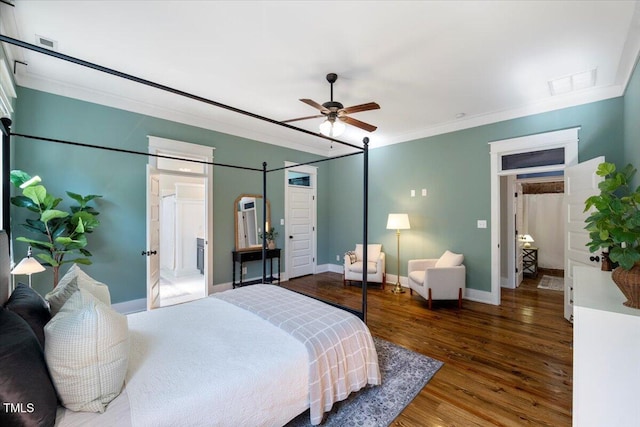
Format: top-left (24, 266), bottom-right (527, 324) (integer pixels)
top-left (289, 235), bottom-right (293, 239)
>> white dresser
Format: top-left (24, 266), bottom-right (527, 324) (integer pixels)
top-left (573, 266), bottom-right (640, 427)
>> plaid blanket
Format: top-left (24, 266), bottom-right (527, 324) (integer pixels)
top-left (214, 285), bottom-right (381, 425)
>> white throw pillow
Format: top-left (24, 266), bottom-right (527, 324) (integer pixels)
top-left (45, 276), bottom-right (79, 316)
top-left (46, 264), bottom-right (111, 315)
top-left (435, 250), bottom-right (464, 268)
top-left (355, 244), bottom-right (382, 262)
top-left (44, 289), bottom-right (129, 413)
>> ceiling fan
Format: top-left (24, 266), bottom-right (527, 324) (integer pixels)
top-left (282, 73), bottom-right (380, 137)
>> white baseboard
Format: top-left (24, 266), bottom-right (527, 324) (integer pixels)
top-left (464, 288), bottom-right (495, 305)
top-left (321, 263), bottom-right (343, 274)
top-left (112, 298), bottom-right (146, 315)
top-left (385, 273), bottom-right (408, 287)
top-left (113, 270), bottom-right (497, 314)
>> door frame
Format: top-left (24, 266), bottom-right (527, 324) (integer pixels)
top-left (147, 136), bottom-right (214, 299)
top-left (284, 161), bottom-right (317, 280)
top-left (489, 127), bottom-right (580, 305)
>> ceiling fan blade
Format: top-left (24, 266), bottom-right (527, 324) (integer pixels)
top-left (281, 114), bottom-right (325, 124)
top-left (341, 102), bottom-right (380, 115)
top-left (300, 99), bottom-right (330, 113)
top-left (342, 116), bottom-right (378, 132)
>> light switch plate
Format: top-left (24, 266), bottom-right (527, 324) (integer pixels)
top-left (280, 218), bottom-right (284, 225)
top-left (477, 220), bottom-right (487, 228)
top-left (410, 189), bottom-right (415, 197)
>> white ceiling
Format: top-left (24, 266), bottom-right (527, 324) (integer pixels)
top-left (1, 1), bottom-right (639, 156)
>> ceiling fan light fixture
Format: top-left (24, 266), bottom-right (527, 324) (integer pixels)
top-left (319, 118), bottom-right (345, 137)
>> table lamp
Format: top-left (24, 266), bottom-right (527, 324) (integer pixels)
top-left (11, 246), bottom-right (45, 289)
top-left (520, 234), bottom-right (535, 248)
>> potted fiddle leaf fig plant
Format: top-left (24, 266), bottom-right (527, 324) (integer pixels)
top-left (584, 161), bottom-right (640, 308)
top-left (10, 170), bottom-right (102, 288)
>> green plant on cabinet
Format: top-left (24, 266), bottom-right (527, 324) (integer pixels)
top-left (584, 162), bottom-right (640, 270)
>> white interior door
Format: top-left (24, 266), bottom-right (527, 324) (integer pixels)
top-left (146, 166), bottom-right (161, 310)
top-left (564, 156), bottom-right (604, 322)
top-left (288, 186), bottom-right (315, 278)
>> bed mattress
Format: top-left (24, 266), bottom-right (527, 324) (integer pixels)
top-left (56, 293), bottom-right (309, 427)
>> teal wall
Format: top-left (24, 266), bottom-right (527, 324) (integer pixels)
top-left (12, 81), bottom-right (630, 300)
top-left (327, 97), bottom-right (625, 293)
top-left (624, 58), bottom-right (640, 186)
top-left (12, 87), bottom-right (324, 302)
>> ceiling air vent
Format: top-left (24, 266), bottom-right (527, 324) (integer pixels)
top-left (35, 34), bottom-right (58, 51)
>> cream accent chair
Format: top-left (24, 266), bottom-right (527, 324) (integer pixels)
top-left (407, 250), bottom-right (465, 309)
top-left (343, 244), bottom-right (386, 289)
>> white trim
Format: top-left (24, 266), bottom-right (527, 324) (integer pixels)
top-left (489, 127), bottom-right (580, 306)
top-left (464, 288), bottom-right (494, 305)
top-left (147, 136), bottom-right (216, 299)
top-left (0, 59), bottom-right (15, 117)
top-left (326, 263), bottom-right (343, 274)
top-left (112, 298), bottom-right (146, 315)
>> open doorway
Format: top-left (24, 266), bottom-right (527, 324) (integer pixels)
top-left (501, 176), bottom-right (565, 290)
top-left (158, 174), bottom-right (206, 307)
top-left (146, 136), bottom-right (214, 311)
top-left (489, 127), bottom-right (579, 306)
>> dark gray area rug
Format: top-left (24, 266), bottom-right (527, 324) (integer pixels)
top-left (285, 336), bottom-right (444, 427)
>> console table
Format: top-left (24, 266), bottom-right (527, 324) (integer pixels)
top-left (232, 248), bottom-right (281, 288)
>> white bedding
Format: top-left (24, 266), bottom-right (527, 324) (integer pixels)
top-left (216, 285), bottom-right (381, 425)
top-left (57, 295), bottom-right (309, 426)
top-left (55, 285), bottom-right (380, 426)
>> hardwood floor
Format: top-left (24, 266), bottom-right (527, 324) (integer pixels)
top-left (282, 271), bottom-right (572, 426)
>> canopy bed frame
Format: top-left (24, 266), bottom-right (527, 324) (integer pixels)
top-left (0, 34), bottom-right (373, 321)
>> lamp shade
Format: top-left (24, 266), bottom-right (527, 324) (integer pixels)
top-left (11, 256), bottom-right (45, 275)
top-left (386, 213), bottom-right (411, 230)
top-left (520, 234), bottom-right (535, 248)
top-left (319, 119), bottom-right (345, 137)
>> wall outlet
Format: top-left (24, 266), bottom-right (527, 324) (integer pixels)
top-left (242, 267), bottom-right (247, 275)
top-left (477, 220), bottom-right (487, 229)
top-left (410, 189), bottom-right (416, 197)
top-left (422, 188), bottom-right (427, 196)
top-left (336, 255), bottom-right (340, 261)
top-left (280, 218), bottom-right (284, 225)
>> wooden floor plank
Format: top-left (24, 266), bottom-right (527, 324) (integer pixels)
top-left (282, 272), bottom-right (572, 426)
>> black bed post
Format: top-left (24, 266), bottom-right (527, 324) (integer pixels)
top-left (362, 137), bottom-right (369, 323)
top-left (262, 161), bottom-right (267, 283)
top-left (1, 117), bottom-right (11, 243)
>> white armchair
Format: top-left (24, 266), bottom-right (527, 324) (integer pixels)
top-left (407, 250), bottom-right (465, 309)
top-left (343, 244), bottom-right (386, 289)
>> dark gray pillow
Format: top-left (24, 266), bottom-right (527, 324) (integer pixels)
top-left (0, 306), bottom-right (57, 427)
top-left (4, 283), bottom-right (51, 349)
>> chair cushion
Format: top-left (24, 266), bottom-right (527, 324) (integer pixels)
top-left (348, 261), bottom-right (378, 274)
top-left (435, 250), bottom-right (464, 268)
top-left (355, 244), bottom-right (382, 262)
top-left (409, 271), bottom-right (425, 285)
